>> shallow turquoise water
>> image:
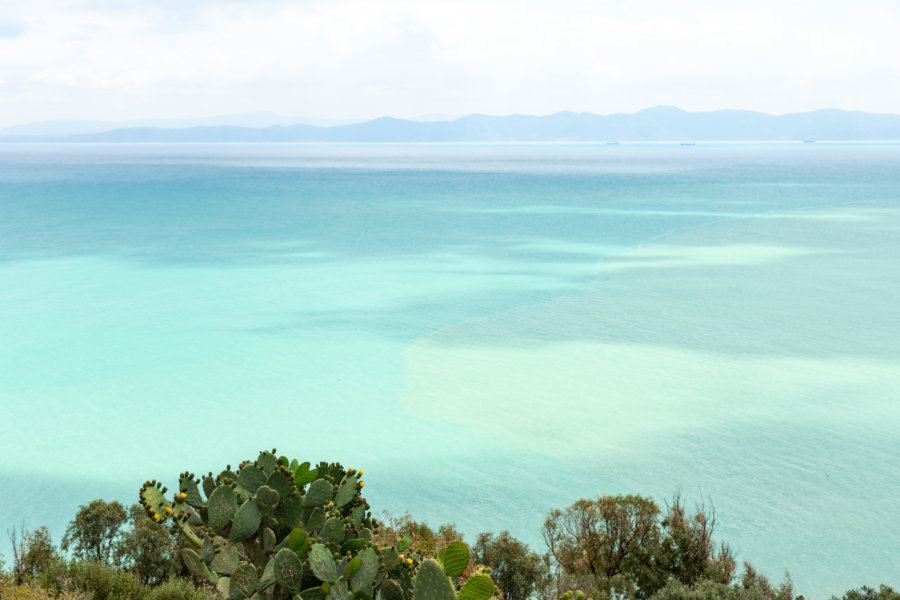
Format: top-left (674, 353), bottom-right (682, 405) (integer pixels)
top-left (1, 143), bottom-right (898, 596)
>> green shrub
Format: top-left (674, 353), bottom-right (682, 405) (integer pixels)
top-left (39, 560), bottom-right (142, 600)
top-left (0, 573), bottom-right (88, 600)
top-left (141, 576), bottom-right (215, 600)
top-left (832, 586), bottom-right (900, 600)
top-left (650, 580), bottom-right (770, 600)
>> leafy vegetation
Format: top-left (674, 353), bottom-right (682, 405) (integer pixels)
top-left (2, 450), bottom-right (895, 600)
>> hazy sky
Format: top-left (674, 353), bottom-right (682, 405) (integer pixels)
top-left (1, 0), bottom-right (899, 126)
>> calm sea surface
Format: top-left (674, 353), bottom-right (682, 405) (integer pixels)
top-left (1, 143), bottom-right (898, 596)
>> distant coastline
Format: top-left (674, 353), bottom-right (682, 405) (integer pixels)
top-left (4, 106), bottom-right (900, 143)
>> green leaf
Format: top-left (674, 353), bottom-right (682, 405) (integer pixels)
top-left (396, 534), bottom-right (411, 553)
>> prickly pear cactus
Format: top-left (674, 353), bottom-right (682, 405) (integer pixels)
top-left (141, 450), bottom-right (385, 600)
top-left (141, 450), bottom-right (497, 600)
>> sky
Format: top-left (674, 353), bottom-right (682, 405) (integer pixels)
top-left (1, 0), bottom-right (899, 127)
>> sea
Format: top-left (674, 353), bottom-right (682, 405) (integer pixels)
top-left (0, 142), bottom-right (898, 597)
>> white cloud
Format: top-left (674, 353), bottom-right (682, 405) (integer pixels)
top-left (1, 0), bottom-right (899, 126)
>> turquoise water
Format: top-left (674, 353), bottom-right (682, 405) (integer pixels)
top-left (1, 143), bottom-right (898, 596)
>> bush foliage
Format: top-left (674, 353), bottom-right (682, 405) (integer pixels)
top-left (2, 455), bottom-right (895, 600)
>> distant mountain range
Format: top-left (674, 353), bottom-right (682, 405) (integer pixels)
top-left (3, 107), bottom-right (900, 142)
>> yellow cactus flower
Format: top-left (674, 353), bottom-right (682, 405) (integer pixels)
top-left (181, 492), bottom-right (187, 498)
top-left (407, 558), bottom-right (413, 564)
top-left (153, 513), bottom-right (160, 520)
top-left (165, 507), bottom-right (173, 514)
top-left (358, 470), bottom-right (365, 476)
top-left (359, 481), bottom-right (365, 487)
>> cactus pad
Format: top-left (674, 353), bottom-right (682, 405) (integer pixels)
top-left (288, 528), bottom-right (309, 555)
top-left (306, 506), bottom-right (326, 533)
top-left (304, 479), bottom-right (334, 507)
top-left (309, 543), bottom-right (338, 584)
top-left (334, 474), bottom-right (358, 508)
top-left (457, 575), bottom-right (496, 600)
top-left (208, 485), bottom-right (238, 533)
top-left (292, 461), bottom-right (318, 487)
top-left (414, 559), bottom-right (457, 600)
top-left (229, 498), bottom-right (262, 542)
top-left (256, 485), bottom-right (280, 515)
top-left (349, 547), bottom-right (379, 592)
top-left (182, 548), bottom-right (215, 583)
top-left (238, 464), bottom-right (267, 493)
top-left (210, 537), bottom-right (244, 575)
top-left (380, 579), bottom-right (404, 600)
top-left (273, 548), bottom-right (304, 594)
top-left (437, 541), bottom-right (470, 577)
top-left (266, 470), bottom-right (291, 500)
top-left (229, 562), bottom-right (258, 600)
top-left (320, 517), bottom-right (345, 545)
